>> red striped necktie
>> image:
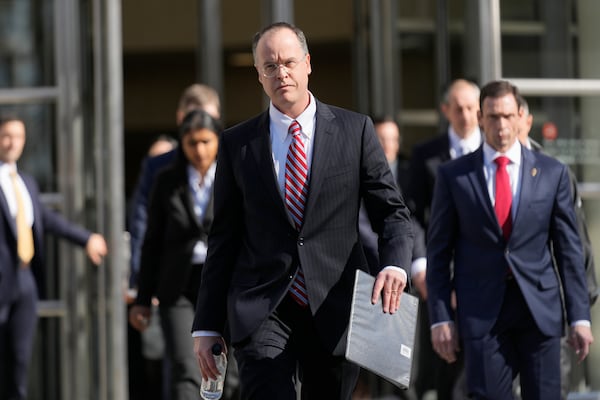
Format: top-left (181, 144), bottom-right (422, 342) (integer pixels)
top-left (285, 120), bottom-right (309, 307)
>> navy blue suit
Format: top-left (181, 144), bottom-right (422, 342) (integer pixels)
top-left (426, 145), bottom-right (590, 399)
top-left (406, 133), bottom-right (451, 227)
top-left (0, 172), bottom-right (91, 400)
top-left (128, 149), bottom-right (177, 287)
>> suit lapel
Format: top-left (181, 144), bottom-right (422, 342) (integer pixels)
top-left (22, 175), bottom-right (43, 246)
top-left (512, 147), bottom-right (539, 235)
top-left (248, 111), bottom-right (291, 223)
top-left (0, 185), bottom-right (16, 237)
top-left (175, 168), bottom-right (201, 229)
top-left (201, 191), bottom-right (214, 230)
top-left (467, 149), bottom-right (498, 231)
top-left (176, 165), bottom-right (215, 231)
top-left (301, 102), bottom-right (336, 227)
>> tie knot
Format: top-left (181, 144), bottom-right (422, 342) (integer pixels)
top-left (288, 120), bottom-right (301, 137)
top-left (494, 156), bottom-right (510, 168)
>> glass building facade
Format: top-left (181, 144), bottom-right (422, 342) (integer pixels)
top-left (1, 0), bottom-right (600, 398)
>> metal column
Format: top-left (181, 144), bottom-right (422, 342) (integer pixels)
top-left (369, 0), bottom-right (400, 119)
top-left (261, 0), bottom-right (294, 24)
top-left (197, 0), bottom-right (224, 104)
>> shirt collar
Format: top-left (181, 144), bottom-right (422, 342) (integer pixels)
top-left (187, 162), bottom-right (216, 188)
top-left (0, 162), bottom-right (17, 176)
top-left (448, 125), bottom-right (482, 154)
top-left (269, 92), bottom-right (316, 143)
top-left (483, 140), bottom-right (522, 167)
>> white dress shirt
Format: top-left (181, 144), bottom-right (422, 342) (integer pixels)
top-left (448, 126), bottom-right (482, 159)
top-left (482, 141), bottom-right (522, 219)
top-left (0, 162), bottom-right (34, 226)
top-left (188, 163), bottom-right (216, 264)
top-left (269, 92), bottom-right (316, 198)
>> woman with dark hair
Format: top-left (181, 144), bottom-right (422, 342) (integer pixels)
top-left (129, 109), bottom-right (222, 400)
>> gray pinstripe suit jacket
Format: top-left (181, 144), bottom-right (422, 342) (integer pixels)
top-left (192, 100), bottom-right (414, 354)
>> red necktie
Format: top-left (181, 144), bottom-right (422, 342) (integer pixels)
top-left (494, 156), bottom-right (512, 240)
top-left (285, 120), bottom-right (309, 306)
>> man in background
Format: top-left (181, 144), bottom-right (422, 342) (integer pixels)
top-left (407, 79), bottom-right (481, 400)
top-left (0, 116), bottom-right (107, 400)
top-left (426, 80), bottom-right (593, 399)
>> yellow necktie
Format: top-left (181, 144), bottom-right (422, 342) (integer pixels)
top-left (10, 171), bottom-right (34, 265)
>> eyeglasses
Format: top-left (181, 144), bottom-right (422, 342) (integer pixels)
top-left (260, 56), bottom-right (306, 78)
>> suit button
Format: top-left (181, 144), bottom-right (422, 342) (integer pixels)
top-left (289, 275), bottom-right (294, 280)
top-left (298, 237), bottom-right (304, 246)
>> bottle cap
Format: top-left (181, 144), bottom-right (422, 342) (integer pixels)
top-left (211, 343), bottom-right (223, 355)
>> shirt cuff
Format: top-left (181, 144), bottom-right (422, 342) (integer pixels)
top-left (431, 321), bottom-right (454, 330)
top-left (410, 257), bottom-right (427, 276)
top-left (382, 265), bottom-right (408, 282)
top-left (191, 330), bottom-right (221, 338)
top-left (571, 320), bottom-right (591, 327)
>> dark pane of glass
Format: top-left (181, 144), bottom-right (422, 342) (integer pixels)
top-left (0, 0), bottom-right (55, 88)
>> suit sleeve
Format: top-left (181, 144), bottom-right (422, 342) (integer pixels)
top-left (135, 173), bottom-right (167, 307)
top-left (567, 168), bottom-right (598, 305)
top-left (127, 156), bottom-right (151, 288)
top-left (407, 145), bottom-right (429, 227)
top-left (411, 218), bottom-right (426, 260)
top-left (552, 165), bottom-right (591, 323)
top-left (360, 117), bottom-right (413, 275)
top-left (425, 165), bottom-right (456, 325)
top-left (27, 174), bottom-right (90, 246)
top-left (193, 134), bottom-right (242, 333)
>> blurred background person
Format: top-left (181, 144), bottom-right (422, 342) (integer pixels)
top-left (406, 79), bottom-right (482, 400)
top-left (426, 80), bottom-right (593, 399)
top-left (126, 84), bottom-right (221, 400)
top-left (146, 134), bottom-right (178, 158)
top-left (0, 116), bottom-right (107, 400)
top-left (129, 109), bottom-right (222, 400)
top-left (126, 133), bottom-right (177, 400)
top-left (128, 83), bottom-right (221, 292)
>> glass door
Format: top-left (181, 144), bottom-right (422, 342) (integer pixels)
top-left (0, 0), bottom-right (126, 399)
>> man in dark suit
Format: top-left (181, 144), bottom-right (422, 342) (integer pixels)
top-left (406, 79), bottom-right (481, 400)
top-left (408, 78), bottom-right (482, 228)
top-left (426, 81), bottom-right (593, 399)
top-left (0, 116), bottom-right (107, 400)
top-left (192, 22), bottom-right (414, 400)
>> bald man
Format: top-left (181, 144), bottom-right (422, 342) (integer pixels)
top-left (406, 79), bottom-right (482, 400)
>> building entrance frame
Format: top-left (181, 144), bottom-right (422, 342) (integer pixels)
top-left (0, 0), bottom-right (126, 399)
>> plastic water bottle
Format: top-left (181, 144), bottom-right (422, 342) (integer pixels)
top-left (200, 343), bottom-right (227, 400)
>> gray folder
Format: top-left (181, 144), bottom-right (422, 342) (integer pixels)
top-left (345, 269), bottom-right (419, 389)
